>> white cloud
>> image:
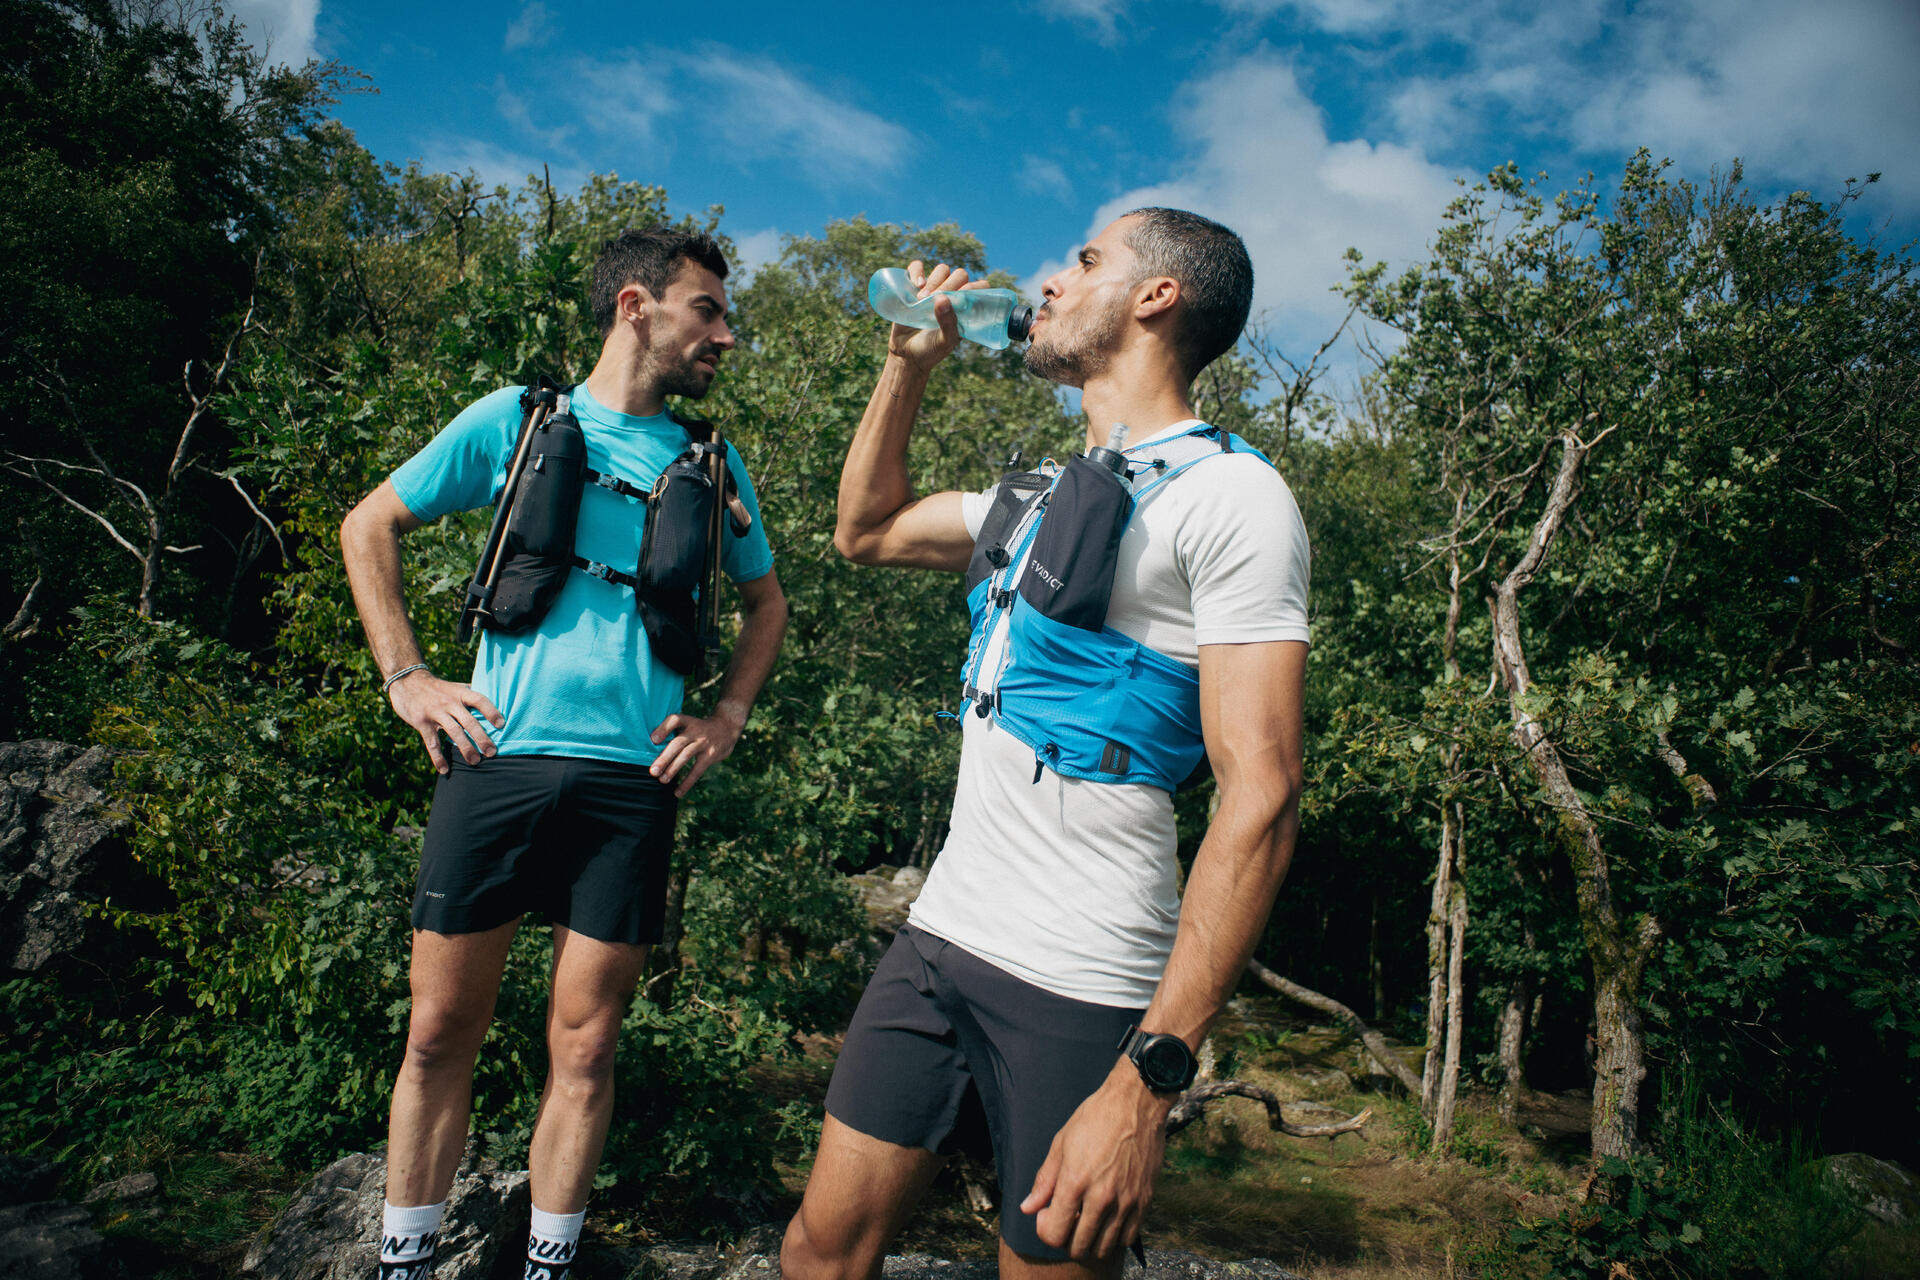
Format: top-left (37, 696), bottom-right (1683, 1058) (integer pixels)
top-left (496, 79), bottom-right (574, 152)
top-left (504, 1), bottom-right (555, 52)
top-left (555, 47), bottom-right (912, 187)
top-left (1029, 52), bottom-right (1460, 382)
top-left (1040, 0), bottom-right (1129, 44)
top-left (1574, 0), bottom-right (1920, 203)
top-left (566, 57), bottom-right (677, 145)
top-left (418, 137), bottom-right (548, 192)
top-left (1018, 156), bottom-right (1074, 202)
top-left (1215, 0), bottom-right (1400, 33)
top-left (696, 50), bottom-right (913, 178)
top-left (1259, 0), bottom-right (1920, 206)
top-left (729, 228), bottom-right (787, 283)
top-left (224, 0), bottom-right (321, 67)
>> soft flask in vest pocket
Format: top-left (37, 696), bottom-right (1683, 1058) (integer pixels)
top-left (1016, 455), bottom-right (1133, 630)
top-left (488, 407), bottom-right (587, 631)
top-left (636, 456), bottom-right (716, 674)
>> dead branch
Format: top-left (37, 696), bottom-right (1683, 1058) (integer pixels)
top-left (1654, 728), bottom-right (1719, 809)
top-left (4, 454), bottom-right (146, 559)
top-left (3, 515), bottom-right (53, 641)
top-left (1165, 1079), bottom-right (1372, 1139)
top-left (222, 471), bottom-right (288, 565)
top-left (1246, 957), bottom-right (1423, 1095)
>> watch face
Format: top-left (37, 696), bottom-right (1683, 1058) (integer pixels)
top-left (1140, 1037), bottom-right (1192, 1090)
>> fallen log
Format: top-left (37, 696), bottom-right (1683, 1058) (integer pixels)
top-left (1246, 958), bottom-right (1424, 1096)
top-left (1166, 1080), bottom-right (1371, 1139)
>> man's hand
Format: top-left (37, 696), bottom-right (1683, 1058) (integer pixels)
top-left (648, 703), bottom-right (747, 797)
top-left (890, 261), bottom-right (987, 374)
top-left (1020, 1059), bottom-right (1174, 1261)
top-left (388, 671), bottom-right (504, 775)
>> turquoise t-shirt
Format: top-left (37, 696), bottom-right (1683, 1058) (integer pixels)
top-left (389, 382), bottom-right (775, 766)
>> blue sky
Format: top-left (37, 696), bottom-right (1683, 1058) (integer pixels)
top-left (233, 0), bottom-right (1919, 385)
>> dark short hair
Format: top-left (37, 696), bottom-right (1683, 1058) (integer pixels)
top-left (1120, 208), bottom-right (1254, 382)
top-left (590, 227), bottom-right (730, 337)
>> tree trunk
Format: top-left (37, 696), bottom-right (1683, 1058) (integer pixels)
top-left (1496, 976), bottom-right (1531, 1124)
top-left (1489, 426), bottom-right (1661, 1162)
top-left (1420, 799), bottom-right (1457, 1115)
top-left (1368, 894), bottom-right (1386, 1022)
top-left (1433, 851), bottom-right (1468, 1151)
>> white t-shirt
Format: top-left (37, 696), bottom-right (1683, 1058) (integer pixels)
top-left (907, 420), bottom-right (1312, 1007)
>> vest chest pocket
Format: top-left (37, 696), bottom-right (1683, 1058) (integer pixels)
top-left (1014, 454), bottom-right (1133, 631)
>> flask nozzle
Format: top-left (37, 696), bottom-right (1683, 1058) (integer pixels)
top-left (1086, 422), bottom-right (1130, 476)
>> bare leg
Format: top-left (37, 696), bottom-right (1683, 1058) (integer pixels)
top-left (782, 1116), bottom-right (946, 1280)
top-left (998, 1240), bottom-right (1123, 1280)
top-left (386, 920), bottom-right (521, 1206)
top-left (526, 926), bottom-right (650, 1213)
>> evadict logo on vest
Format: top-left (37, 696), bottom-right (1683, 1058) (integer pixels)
top-left (1027, 558), bottom-right (1065, 591)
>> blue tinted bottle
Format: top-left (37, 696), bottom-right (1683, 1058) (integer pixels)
top-left (868, 268), bottom-right (1035, 351)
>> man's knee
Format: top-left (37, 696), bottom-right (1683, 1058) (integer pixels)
top-left (781, 1202), bottom-right (876, 1280)
top-left (547, 1013), bottom-right (622, 1087)
top-left (402, 998), bottom-right (492, 1075)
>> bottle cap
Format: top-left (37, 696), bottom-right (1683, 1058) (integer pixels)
top-left (1007, 305), bottom-right (1034, 343)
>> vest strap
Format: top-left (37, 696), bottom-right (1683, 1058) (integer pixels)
top-left (583, 468), bottom-right (648, 500)
top-left (573, 556), bottom-right (639, 589)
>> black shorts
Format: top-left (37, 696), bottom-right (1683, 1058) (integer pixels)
top-left (825, 925), bottom-right (1145, 1261)
top-left (412, 754), bottom-right (677, 945)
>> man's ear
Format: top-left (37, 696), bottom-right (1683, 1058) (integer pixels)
top-left (1134, 275), bottom-right (1180, 321)
top-left (618, 282), bottom-right (654, 330)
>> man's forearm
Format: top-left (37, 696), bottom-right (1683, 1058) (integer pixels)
top-left (1138, 777), bottom-right (1299, 1049)
top-left (342, 507), bottom-right (426, 679)
top-left (835, 355), bottom-right (930, 557)
top-left (712, 587), bottom-right (789, 728)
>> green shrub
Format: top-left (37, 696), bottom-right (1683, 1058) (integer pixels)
top-left (1505, 1092), bottom-right (1862, 1279)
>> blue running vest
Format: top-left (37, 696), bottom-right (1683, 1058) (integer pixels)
top-left (957, 424), bottom-right (1274, 791)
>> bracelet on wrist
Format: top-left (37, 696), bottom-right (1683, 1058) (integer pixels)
top-left (382, 662), bottom-right (430, 694)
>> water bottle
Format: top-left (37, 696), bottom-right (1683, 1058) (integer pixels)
top-left (1086, 422), bottom-right (1130, 476)
top-left (868, 268), bottom-right (1035, 351)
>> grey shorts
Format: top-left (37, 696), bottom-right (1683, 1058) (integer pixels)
top-left (824, 925), bottom-right (1145, 1261)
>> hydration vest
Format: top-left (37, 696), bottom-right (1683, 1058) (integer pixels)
top-left (957, 423), bottom-right (1273, 792)
top-left (456, 380), bottom-right (752, 678)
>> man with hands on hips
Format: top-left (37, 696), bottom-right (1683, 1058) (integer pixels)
top-left (341, 227), bottom-right (787, 1280)
top-left (782, 208), bottom-right (1309, 1279)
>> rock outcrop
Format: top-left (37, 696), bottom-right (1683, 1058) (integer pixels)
top-left (1819, 1152), bottom-right (1920, 1227)
top-left (848, 864), bottom-right (926, 941)
top-left (241, 1149), bottom-right (529, 1280)
top-left (0, 1152), bottom-right (102, 1280)
top-left (0, 740), bottom-right (130, 973)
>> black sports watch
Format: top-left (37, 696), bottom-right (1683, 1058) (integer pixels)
top-left (1117, 1024), bottom-right (1198, 1094)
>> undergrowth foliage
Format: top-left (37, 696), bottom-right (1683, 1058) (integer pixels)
top-left (1503, 1091), bottom-right (1862, 1279)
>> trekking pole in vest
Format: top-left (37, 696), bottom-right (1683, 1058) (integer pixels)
top-left (697, 431), bottom-right (727, 681)
top-left (457, 383), bottom-right (557, 642)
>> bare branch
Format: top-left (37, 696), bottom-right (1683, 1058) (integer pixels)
top-left (224, 472), bottom-right (289, 564)
top-left (171, 290), bottom-right (258, 487)
top-left (4, 457), bottom-right (146, 559)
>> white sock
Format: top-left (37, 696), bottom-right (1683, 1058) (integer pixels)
top-left (379, 1200), bottom-right (445, 1279)
top-left (524, 1204), bottom-right (585, 1279)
